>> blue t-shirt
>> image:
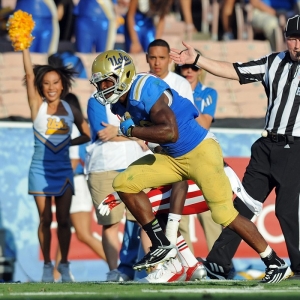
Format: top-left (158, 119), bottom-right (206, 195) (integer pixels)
top-left (193, 82), bottom-right (217, 118)
top-left (112, 74), bottom-right (208, 157)
top-left (87, 96), bottom-right (109, 143)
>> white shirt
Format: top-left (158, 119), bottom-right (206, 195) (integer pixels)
top-left (163, 71), bottom-right (194, 104)
top-left (84, 98), bottom-right (153, 175)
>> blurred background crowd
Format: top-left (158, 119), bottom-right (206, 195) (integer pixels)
top-left (1, 0), bottom-right (299, 122)
top-left (0, 0), bottom-right (299, 55)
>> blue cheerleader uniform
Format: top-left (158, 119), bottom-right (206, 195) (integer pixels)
top-left (28, 100), bottom-right (74, 196)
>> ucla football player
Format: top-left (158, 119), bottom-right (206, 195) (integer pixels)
top-left (89, 49), bottom-right (291, 283)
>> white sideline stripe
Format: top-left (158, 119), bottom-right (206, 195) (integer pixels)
top-left (142, 288), bottom-right (298, 294)
top-left (7, 292), bottom-right (97, 296)
top-left (2, 286), bottom-right (299, 297)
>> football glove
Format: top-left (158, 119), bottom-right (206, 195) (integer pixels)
top-left (120, 112), bottom-right (135, 137)
top-left (98, 192), bottom-right (123, 216)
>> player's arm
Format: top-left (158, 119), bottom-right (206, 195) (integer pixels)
top-left (130, 93), bottom-right (179, 143)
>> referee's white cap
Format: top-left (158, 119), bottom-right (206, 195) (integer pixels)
top-left (285, 15), bottom-right (300, 37)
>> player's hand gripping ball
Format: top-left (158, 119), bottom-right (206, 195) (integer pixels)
top-left (120, 112), bottom-right (135, 137)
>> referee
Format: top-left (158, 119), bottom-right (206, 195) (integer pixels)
top-left (170, 14), bottom-right (300, 280)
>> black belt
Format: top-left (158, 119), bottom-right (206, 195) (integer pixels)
top-left (262, 131), bottom-right (300, 143)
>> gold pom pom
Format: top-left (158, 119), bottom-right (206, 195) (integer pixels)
top-left (6, 10), bottom-right (35, 51)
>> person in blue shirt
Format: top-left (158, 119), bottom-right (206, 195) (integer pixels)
top-left (89, 49), bottom-right (291, 283)
top-left (85, 93), bottom-right (150, 281)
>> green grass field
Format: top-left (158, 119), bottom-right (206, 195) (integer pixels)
top-left (0, 280), bottom-right (300, 300)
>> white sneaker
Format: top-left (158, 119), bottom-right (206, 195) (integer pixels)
top-left (138, 258), bottom-right (186, 283)
top-left (42, 262), bottom-right (54, 282)
top-left (57, 262), bottom-right (74, 283)
top-left (106, 269), bottom-right (131, 282)
top-left (185, 262), bottom-right (207, 281)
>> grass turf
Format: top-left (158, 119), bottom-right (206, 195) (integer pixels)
top-left (0, 279), bottom-right (300, 300)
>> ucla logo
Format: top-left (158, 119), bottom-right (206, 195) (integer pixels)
top-left (108, 53), bottom-right (131, 70)
top-left (46, 118), bottom-right (70, 135)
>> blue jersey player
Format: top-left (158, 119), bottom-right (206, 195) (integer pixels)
top-left (89, 49), bottom-right (291, 284)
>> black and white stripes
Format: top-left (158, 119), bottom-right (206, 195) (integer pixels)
top-left (233, 51), bottom-right (300, 136)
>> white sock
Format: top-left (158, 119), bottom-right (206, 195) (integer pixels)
top-left (176, 235), bottom-right (198, 267)
top-left (165, 213), bottom-right (181, 245)
top-left (259, 245), bottom-right (272, 258)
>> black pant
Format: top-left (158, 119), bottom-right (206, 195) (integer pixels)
top-left (207, 137), bottom-right (300, 273)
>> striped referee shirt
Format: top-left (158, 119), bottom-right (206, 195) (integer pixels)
top-left (233, 51), bottom-right (300, 136)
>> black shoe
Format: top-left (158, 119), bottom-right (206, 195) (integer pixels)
top-left (288, 271), bottom-right (300, 280)
top-left (260, 262), bottom-right (292, 283)
top-left (197, 257), bottom-right (230, 279)
top-left (133, 245), bottom-right (177, 271)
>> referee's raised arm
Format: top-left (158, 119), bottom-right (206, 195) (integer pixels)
top-left (170, 41), bottom-right (239, 81)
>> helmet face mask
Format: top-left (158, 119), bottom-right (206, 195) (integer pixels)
top-left (90, 50), bottom-right (136, 105)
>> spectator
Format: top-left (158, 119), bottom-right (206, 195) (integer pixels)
top-left (249, 0), bottom-right (299, 51)
top-left (221, 0), bottom-right (237, 40)
top-left (85, 94), bottom-right (151, 281)
top-left (14, 0), bottom-right (59, 54)
top-left (179, 0), bottom-right (219, 40)
top-left (73, 0), bottom-right (117, 53)
top-left (124, 0), bottom-right (173, 53)
top-left (53, 93), bottom-right (106, 282)
top-left (179, 0), bottom-right (197, 39)
top-left (144, 38), bottom-right (194, 252)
